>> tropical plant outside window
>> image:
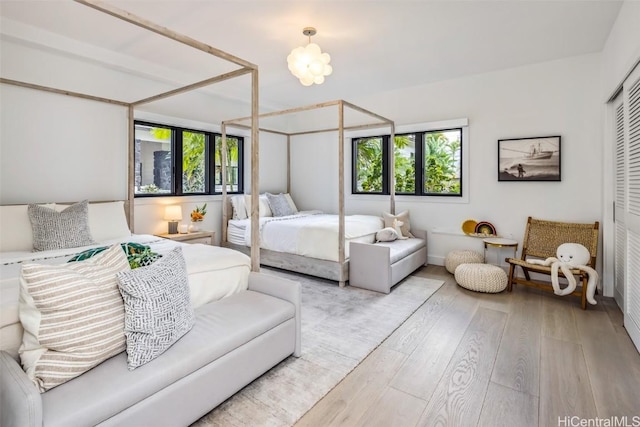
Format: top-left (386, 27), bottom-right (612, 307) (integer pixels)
top-left (134, 121), bottom-right (243, 196)
top-left (352, 129), bottom-right (462, 196)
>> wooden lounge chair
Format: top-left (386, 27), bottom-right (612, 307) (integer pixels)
top-left (506, 217), bottom-right (599, 309)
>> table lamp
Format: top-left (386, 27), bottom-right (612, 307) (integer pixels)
top-left (164, 205), bottom-right (182, 234)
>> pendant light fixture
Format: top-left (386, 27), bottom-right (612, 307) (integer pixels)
top-left (287, 27), bottom-right (333, 86)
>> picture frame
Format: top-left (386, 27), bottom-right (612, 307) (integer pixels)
top-left (498, 136), bottom-right (561, 181)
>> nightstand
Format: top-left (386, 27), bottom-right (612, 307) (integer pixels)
top-left (155, 230), bottom-right (215, 245)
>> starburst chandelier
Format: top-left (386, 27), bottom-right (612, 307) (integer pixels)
top-left (287, 27), bottom-right (333, 86)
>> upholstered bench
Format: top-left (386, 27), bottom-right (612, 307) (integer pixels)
top-left (454, 263), bottom-right (508, 293)
top-left (444, 250), bottom-right (484, 274)
top-left (349, 230), bottom-right (427, 294)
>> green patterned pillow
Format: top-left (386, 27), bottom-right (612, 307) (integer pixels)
top-left (69, 243), bottom-right (161, 269)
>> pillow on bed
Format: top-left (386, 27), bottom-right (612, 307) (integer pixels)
top-left (376, 227), bottom-right (399, 242)
top-left (284, 193), bottom-right (298, 213)
top-left (68, 242), bottom-right (161, 269)
top-left (266, 193), bottom-right (296, 217)
top-left (54, 201), bottom-right (131, 242)
top-left (19, 244), bottom-right (130, 391)
top-left (244, 195), bottom-right (273, 217)
top-left (116, 247), bottom-right (195, 370)
top-left (230, 195), bottom-right (248, 220)
top-left (28, 200), bottom-right (95, 251)
top-left (382, 211), bottom-right (414, 238)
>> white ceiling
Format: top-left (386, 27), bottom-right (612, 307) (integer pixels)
top-left (0, 0), bottom-right (623, 117)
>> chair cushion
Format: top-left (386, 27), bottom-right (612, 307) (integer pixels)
top-left (374, 238), bottom-right (425, 264)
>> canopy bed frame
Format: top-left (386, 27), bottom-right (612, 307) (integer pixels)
top-left (0, 0), bottom-right (260, 269)
top-left (220, 100), bottom-right (396, 286)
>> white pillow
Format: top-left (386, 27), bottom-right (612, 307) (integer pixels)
top-left (0, 204), bottom-right (54, 252)
top-left (55, 201), bottom-right (131, 242)
top-left (283, 193), bottom-right (298, 213)
top-left (382, 211), bottom-right (414, 238)
top-left (230, 195), bottom-right (247, 220)
top-left (244, 195), bottom-right (273, 217)
top-left (376, 227), bottom-right (399, 242)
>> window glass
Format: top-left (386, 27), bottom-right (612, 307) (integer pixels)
top-left (354, 137), bottom-right (384, 193)
top-left (134, 124), bottom-right (172, 195)
top-left (423, 129), bottom-right (462, 195)
top-left (182, 130), bottom-right (205, 193)
top-left (394, 134), bottom-right (416, 194)
top-left (215, 136), bottom-right (241, 193)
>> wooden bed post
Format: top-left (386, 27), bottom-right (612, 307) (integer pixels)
top-left (127, 105), bottom-right (135, 231)
top-left (338, 101), bottom-right (346, 287)
top-left (221, 123), bottom-right (228, 245)
top-left (250, 68), bottom-right (260, 272)
top-left (287, 135), bottom-right (291, 194)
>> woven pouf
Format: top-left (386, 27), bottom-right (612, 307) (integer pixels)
top-left (454, 263), bottom-right (508, 293)
top-left (444, 250), bottom-right (484, 274)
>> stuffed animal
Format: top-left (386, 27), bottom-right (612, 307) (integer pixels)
top-left (527, 243), bottom-right (598, 305)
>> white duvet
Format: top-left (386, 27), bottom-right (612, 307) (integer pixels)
top-left (240, 211), bottom-right (383, 262)
top-left (0, 235), bottom-right (251, 356)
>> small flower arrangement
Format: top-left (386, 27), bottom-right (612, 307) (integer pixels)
top-left (190, 204), bottom-right (207, 222)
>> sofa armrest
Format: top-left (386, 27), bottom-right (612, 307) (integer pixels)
top-left (1, 351), bottom-right (42, 427)
top-left (247, 272), bottom-right (302, 357)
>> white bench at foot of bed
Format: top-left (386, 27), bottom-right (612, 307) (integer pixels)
top-left (349, 230), bottom-right (427, 294)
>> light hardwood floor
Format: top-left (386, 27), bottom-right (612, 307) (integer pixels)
top-left (296, 265), bottom-right (640, 427)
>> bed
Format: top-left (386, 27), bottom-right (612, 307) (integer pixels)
top-left (220, 101), bottom-right (397, 286)
top-left (0, 201), bottom-right (251, 359)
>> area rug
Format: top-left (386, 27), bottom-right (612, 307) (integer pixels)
top-left (192, 268), bottom-right (444, 427)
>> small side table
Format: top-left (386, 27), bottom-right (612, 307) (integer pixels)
top-left (483, 237), bottom-right (518, 268)
top-left (155, 230), bottom-right (215, 246)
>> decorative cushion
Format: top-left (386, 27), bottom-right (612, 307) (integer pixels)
top-left (116, 247), bottom-right (195, 370)
top-left (68, 242), bottom-right (162, 269)
top-left (0, 204), bottom-right (54, 252)
top-left (266, 193), bottom-right (296, 217)
top-left (454, 263), bottom-right (508, 293)
top-left (19, 244), bottom-right (130, 391)
top-left (382, 211), bottom-right (414, 238)
top-left (376, 227), bottom-right (399, 242)
top-left (55, 201), bottom-right (131, 242)
top-left (230, 195), bottom-right (248, 220)
top-left (28, 200), bottom-right (95, 251)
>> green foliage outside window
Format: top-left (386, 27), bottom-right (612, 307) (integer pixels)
top-left (424, 131), bottom-right (461, 194)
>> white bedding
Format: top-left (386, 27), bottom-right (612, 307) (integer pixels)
top-left (228, 211), bottom-right (383, 262)
top-left (0, 234), bottom-right (251, 357)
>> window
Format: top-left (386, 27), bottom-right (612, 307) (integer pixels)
top-left (352, 126), bottom-right (463, 197)
top-left (134, 121), bottom-right (243, 196)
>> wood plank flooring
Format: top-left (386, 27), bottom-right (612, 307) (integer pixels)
top-left (295, 265), bottom-right (640, 427)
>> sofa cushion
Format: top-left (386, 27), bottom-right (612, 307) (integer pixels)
top-left (117, 247), bottom-right (195, 369)
top-left (41, 290), bottom-right (295, 427)
top-left (19, 244), bottom-right (130, 391)
top-left (382, 211), bottom-right (414, 238)
top-left (375, 237), bottom-right (426, 264)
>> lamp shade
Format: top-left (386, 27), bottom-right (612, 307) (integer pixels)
top-left (164, 205), bottom-right (183, 221)
top-left (287, 27), bottom-right (332, 86)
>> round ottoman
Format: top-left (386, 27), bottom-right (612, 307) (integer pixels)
top-left (445, 250), bottom-right (484, 274)
top-left (454, 263), bottom-right (508, 293)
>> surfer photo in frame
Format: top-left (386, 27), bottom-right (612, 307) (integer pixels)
top-left (498, 136), bottom-right (561, 181)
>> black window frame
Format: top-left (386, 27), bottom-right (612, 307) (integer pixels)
top-left (134, 120), bottom-right (244, 197)
top-left (351, 128), bottom-right (463, 197)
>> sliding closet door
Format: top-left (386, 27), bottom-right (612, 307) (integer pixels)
top-left (614, 95), bottom-right (626, 307)
top-left (622, 64), bottom-right (640, 351)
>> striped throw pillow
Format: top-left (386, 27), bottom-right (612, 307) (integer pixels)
top-left (19, 244), bottom-right (130, 392)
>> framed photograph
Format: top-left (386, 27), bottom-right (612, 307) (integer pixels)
top-left (498, 136), bottom-right (561, 181)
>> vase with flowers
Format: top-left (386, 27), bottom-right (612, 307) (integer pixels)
top-left (188, 203), bottom-right (207, 232)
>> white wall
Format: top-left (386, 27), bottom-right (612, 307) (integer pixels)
top-left (292, 54), bottom-right (604, 270)
top-left (0, 83), bottom-right (128, 204)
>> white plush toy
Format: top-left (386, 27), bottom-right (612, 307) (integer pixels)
top-left (527, 243), bottom-right (598, 305)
